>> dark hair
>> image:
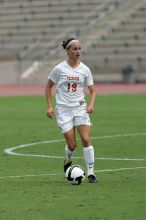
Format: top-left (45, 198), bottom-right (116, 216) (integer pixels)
top-left (62, 37), bottom-right (77, 49)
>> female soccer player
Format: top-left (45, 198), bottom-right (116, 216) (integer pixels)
top-left (45, 38), bottom-right (97, 183)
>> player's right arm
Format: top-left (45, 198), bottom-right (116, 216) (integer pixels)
top-left (45, 79), bottom-right (55, 119)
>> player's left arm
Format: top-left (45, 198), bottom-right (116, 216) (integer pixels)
top-left (87, 84), bottom-right (97, 113)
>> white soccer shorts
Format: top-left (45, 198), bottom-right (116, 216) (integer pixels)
top-left (55, 104), bottom-right (92, 133)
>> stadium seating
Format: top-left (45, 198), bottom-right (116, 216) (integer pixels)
top-left (0, 0), bottom-right (146, 84)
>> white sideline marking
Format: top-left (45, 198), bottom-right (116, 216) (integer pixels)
top-left (95, 166), bottom-right (146, 173)
top-left (0, 167), bottom-right (146, 180)
top-left (0, 173), bottom-right (63, 179)
top-left (4, 132), bottom-right (146, 161)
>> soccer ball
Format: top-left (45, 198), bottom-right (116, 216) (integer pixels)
top-left (65, 164), bottom-right (85, 185)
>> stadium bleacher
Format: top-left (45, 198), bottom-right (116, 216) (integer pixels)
top-left (0, 0), bottom-right (146, 84)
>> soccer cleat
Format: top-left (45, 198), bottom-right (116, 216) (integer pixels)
top-left (64, 160), bottom-right (72, 173)
top-left (88, 174), bottom-right (97, 183)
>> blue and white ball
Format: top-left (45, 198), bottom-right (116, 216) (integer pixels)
top-left (65, 164), bottom-right (85, 185)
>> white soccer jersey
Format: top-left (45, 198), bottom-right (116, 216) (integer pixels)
top-left (48, 60), bottom-right (93, 106)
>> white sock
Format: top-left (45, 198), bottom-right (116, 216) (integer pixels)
top-left (65, 145), bottom-right (73, 161)
top-left (83, 146), bottom-right (95, 176)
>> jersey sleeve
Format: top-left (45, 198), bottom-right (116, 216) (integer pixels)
top-left (85, 67), bottom-right (94, 86)
top-left (48, 67), bottom-right (60, 83)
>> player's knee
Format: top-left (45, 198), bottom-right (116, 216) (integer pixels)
top-left (68, 142), bottom-right (77, 151)
top-left (82, 138), bottom-right (91, 147)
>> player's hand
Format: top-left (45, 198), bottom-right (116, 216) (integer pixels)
top-left (46, 107), bottom-right (55, 119)
top-left (87, 105), bottom-right (94, 113)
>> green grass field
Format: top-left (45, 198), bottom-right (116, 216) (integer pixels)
top-left (0, 94), bottom-right (146, 220)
